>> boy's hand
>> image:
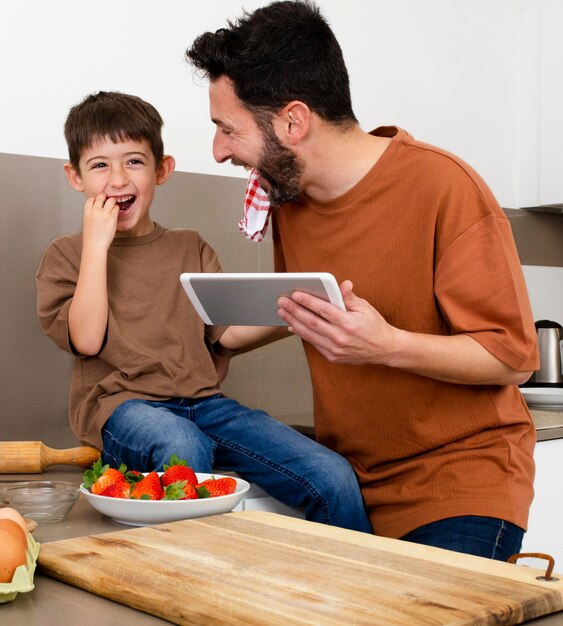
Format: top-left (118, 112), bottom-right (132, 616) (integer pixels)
top-left (82, 193), bottom-right (118, 251)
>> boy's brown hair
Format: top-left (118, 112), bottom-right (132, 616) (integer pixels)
top-left (64, 91), bottom-right (164, 171)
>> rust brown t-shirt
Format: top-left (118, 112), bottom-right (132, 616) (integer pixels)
top-left (36, 223), bottom-right (224, 449)
top-left (272, 127), bottom-right (539, 539)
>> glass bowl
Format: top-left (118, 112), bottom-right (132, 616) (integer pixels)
top-left (0, 480), bottom-right (80, 523)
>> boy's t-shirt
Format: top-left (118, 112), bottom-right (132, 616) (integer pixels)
top-left (36, 223), bottom-right (225, 449)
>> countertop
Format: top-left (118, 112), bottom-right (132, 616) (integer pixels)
top-left (531, 409), bottom-right (563, 442)
top-left (2, 468), bottom-right (563, 625)
top-left (285, 409), bottom-right (563, 443)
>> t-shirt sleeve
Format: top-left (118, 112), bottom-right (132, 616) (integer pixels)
top-left (198, 235), bottom-right (227, 345)
top-left (35, 239), bottom-right (80, 356)
top-left (434, 213), bottom-right (538, 371)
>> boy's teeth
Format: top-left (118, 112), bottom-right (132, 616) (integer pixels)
top-left (114, 195), bottom-right (135, 212)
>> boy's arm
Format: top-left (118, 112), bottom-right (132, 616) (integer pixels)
top-left (214, 325), bottom-right (290, 356)
top-left (68, 194), bottom-right (118, 355)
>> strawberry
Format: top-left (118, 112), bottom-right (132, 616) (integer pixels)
top-left (196, 476), bottom-right (237, 498)
top-left (130, 471), bottom-right (165, 500)
top-left (100, 481), bottom-right (131, 499)
top-left (83, 459), bottom-right (127, 495)
top-left (163, 480), bottom-right (198, 501)
top-left (161, 454), bottom-right (198, 487)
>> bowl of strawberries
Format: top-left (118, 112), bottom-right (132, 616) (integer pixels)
top-left (80, 455), bottom-right (250, 526)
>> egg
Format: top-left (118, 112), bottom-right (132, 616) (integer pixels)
top-left (0, 518), bottom-right (27, 545)
top-left (0, 527), bottom-right (27, 583)
top-left (0, 506), bottom-right (29, 536)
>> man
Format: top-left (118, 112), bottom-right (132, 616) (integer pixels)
top-left (186, 0), bottom-right (539, 560)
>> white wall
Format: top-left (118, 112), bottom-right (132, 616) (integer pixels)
top-left (0, 0), bottom-right (527, 206)
top-left (522, 265), bottom-right (563, 322)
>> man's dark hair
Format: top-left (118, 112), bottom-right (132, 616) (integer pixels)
top-left (64, 91), bottom-right (164, 171)
top-left (186, 0), bottom-right (357, 125)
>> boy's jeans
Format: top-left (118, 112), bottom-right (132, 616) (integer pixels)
top-left (101, 394), bottom-right (372, 533)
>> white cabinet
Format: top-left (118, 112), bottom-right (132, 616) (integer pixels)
top-left (519, 1), bottom-right (563, 207)
top-left (522, 437), bottom-right (563, 571)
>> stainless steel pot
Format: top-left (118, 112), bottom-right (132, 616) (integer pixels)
top-left (528, 320), bottom-right (563, 385)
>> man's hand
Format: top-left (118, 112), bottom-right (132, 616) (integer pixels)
top-left (277, 280), bottom-right (532, 386)
top-left (277, 280), bottom-right (395, 365)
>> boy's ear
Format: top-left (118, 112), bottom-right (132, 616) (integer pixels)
top-left (156, 155), bottom-right (176, 185)
top-left (64, 163), bottom-right (85, 192)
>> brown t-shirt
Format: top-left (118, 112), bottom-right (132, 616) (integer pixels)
top-left (36, 223), bottom-right (224, 449)
top-left (272, 127), bottom-right (539, 538)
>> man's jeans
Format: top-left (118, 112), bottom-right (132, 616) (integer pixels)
top-left (101, 394), bottom-right (372, 533)
top-left (401, 515), bottom-right (524, 561)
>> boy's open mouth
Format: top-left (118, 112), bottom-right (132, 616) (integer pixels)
top-left (115, 195), bottom-right (136, 212)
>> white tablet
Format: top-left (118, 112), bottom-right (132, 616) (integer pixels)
top-left (180, 272), bottom-right (344, 326)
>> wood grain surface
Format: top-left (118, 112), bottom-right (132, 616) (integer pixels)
top-left (0, 441), bottom-right (100, 473)
top-left (37, 511), bottom-right (563, 626)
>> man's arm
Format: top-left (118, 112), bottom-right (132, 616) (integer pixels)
top-left (277, 280), bottom-right (533, 386)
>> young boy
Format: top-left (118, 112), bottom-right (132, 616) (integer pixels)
top-left (35, 91), bottom-right (371, 532)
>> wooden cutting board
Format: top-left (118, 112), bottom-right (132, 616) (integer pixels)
top-left (37, 511), bottom-right (563, 625)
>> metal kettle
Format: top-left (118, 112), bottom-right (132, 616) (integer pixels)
top-left (528, 320), bottom-right (563, 385)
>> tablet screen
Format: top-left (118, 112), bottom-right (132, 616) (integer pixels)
top-left (180, 272), bottom-right (344, 326)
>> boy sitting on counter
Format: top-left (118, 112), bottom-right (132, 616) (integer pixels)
top-left (35, 90), bottom-right (371, 533)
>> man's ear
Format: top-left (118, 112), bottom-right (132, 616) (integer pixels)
top-left (64, 163), bottom-right (85, 192)
top-left (156, 155), bottom-right (176, 185)
top-left (279, 101), bottom-right (310, 146)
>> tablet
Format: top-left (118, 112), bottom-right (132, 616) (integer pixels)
top-left (180, 272), bottom-right (344, 326)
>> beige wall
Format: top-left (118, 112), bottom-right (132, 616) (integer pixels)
top-left (0, 153), bottom-right (313, 447)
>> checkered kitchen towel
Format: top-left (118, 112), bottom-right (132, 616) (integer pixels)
top-left (238, 169), bottom-right (271, 242)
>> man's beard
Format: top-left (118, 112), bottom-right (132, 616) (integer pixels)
top-left (257, 123), bottom-right (303, 206)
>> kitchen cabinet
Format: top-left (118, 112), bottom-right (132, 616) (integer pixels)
top-left (522, 435), bottom-right (563, 568)
top-left (519, 1), bottom-right (563, 207)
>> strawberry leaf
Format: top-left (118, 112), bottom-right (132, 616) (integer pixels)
top-left (197, 486), bottom-right (211, 499)
top-left (82, 458), bottom-right (109, 488)
top-left (163, 480), bottom-right (188, 500)
top-left (163, 453), bottom-right (188, 471)
top-left (124, 469), bottom-right (144, 484)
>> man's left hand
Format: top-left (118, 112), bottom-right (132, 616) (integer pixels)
top-left (277, 280), bottom-right (396, 365)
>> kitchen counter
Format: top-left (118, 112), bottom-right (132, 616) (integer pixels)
top-left (285, 409), bottom-right (563, 443)
top-left (531, 409), bottom-right (563, 442)
top-left (2, 467), bottom-right (563, 625)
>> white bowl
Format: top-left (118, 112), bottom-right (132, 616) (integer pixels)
top-left (521, 387), bottom-right (563, 410)
top-left (80, 473), bottom-right (250, 526)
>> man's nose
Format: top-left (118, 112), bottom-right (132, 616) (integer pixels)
top-left (212, 130), bottom-right (232, 164)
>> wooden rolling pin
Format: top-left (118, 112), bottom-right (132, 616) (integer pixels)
top-left (0, 441), bottom-right (100, 473)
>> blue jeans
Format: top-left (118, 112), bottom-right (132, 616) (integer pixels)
top-left (101, 395), bottom-right (372, 533)
top-left (401, 515), bottom-right (524, 561)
